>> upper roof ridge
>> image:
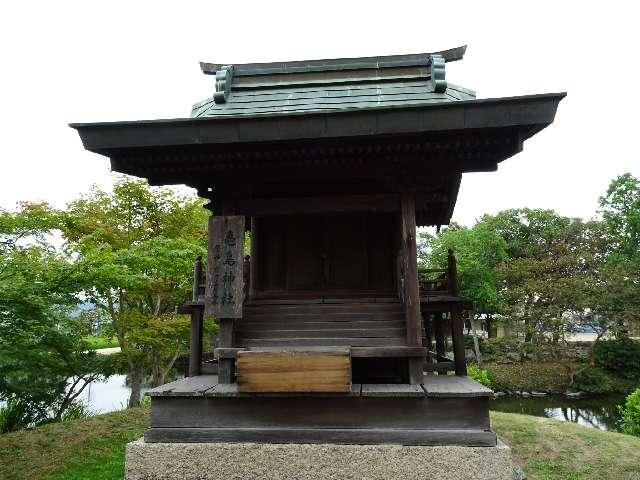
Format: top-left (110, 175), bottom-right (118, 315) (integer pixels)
top-left (200, 46), bottom-right (466, 77)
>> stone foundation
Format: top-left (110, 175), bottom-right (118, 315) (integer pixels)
top-left (125, 438), bottom-right (523, 480)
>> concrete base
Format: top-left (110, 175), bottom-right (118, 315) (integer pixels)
top-left (125, 438), bottom-right (523, 480)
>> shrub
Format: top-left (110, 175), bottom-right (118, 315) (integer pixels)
top-left (467, 365), bottom-right (492, 388)
top-left (0, 400), bottom-right (35, 433)
top-left (463, 334), bottom-right (477, 350)
top-left (572, 367), bottom-right (613, 394)
top-left (61, 402), bottom-right (92, 422)
top-left (619, 388), bottom-right (640, 437)
top-left (480, 337), bottom-right (520, 356)
top-left (594, 338), bottom-right (640, 379)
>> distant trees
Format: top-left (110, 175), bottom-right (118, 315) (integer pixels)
top-left (420, 173), bottom-right (640, 351)
top-left (597, 173), bottom-right (640, 335)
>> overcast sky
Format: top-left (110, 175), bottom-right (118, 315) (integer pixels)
top-left (1, 1), bottom-right (638, 225)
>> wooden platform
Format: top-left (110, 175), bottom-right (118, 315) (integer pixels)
top-left (145, 375), bottom-right (495, 446)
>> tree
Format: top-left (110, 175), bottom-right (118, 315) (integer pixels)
top-left (489, 210), bottom-right (602, 350)
top-left (59, 178), bottom-right (209, 405)
top-left (420, 222), bottom-right (508, 336)
top-left (0, 203), bottom-right (108, 425)
top-left (598, 173), bottom-right (640, 336)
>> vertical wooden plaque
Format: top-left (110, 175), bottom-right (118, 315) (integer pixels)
top-left (205, 215), bottom-right (245, 318)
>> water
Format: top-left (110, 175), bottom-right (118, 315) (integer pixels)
top-left (79, 375), bottom-right (627, 432)
top-left (490, 394), bottom-right (626, 431)
top-left (76, 375), bottom-right (151, 414)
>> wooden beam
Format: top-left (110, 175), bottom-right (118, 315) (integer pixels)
top-left (236, 194), bottom-right (400, 216)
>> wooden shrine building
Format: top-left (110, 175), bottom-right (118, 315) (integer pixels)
top-left (72, 46), bottom-right (564, 446)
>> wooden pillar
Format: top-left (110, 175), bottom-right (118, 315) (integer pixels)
top-left (218, 318), bottom-right (235, 383)
top-left (451, 306), bottom-right (467, 376)
top-left (434, 312), bottom-right (446, 360)
top-left (187, 257), bottom-right (204, 377)
top-left (188, 306), bottom-right (203, 377)
top-left (249, 217), bottom-right (259, 299)
top-left (424, 313), bottom-right (433, 362)
top-left (192, 256), bottom-right (203, 301)
top-left (400, 192), bottom-right (423, 384)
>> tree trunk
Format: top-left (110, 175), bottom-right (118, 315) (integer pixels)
top-left (485, 315), bottom-right (497, 338)
top-left (128, 364), bottom-right (144, 407)
top-left (152, 367), bottom-right (165, 388)
top-left (151, 359), bottom-right (166, 387)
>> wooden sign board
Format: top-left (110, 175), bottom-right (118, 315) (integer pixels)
top-left (237, 349), bottom-right (352, 393)
top-left (205, 215), bottom-right (245, 318)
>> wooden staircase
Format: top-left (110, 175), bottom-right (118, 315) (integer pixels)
top-left (235, 300), bottom-right (423, 356)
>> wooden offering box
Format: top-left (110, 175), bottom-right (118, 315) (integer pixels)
top-left (237, 348), bottom-right (351, 393)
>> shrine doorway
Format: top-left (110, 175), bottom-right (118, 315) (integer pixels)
top-left (255, 212), bottom-right (396, 297)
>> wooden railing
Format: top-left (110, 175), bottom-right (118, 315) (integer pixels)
top-left (418, 250), bottom-right (467, 376)
top-left (418, 248), bottom-right (458, 297)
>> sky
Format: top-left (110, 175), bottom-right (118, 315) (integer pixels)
top-left (1, 1), bottom-right (638, 226)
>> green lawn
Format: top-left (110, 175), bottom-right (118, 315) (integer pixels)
top-left (84, 336), bottom-right (119, 350)
top-left (1, 407), bottom-right (639, 480)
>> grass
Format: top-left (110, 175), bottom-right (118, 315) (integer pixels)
top-left (492, 411), bottom-right (640, 480)
top-left (84, 336), bottom-right (119, 350)
top-left (1, 407), bottom-right (639, 480)
top-left (0, 406), bottom-right (149, 480)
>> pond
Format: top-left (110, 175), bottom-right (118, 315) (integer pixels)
top-left (80, 375), bottom-right (627, 432)
top-left (490, 394), bottom-right (626, 431)
top-left (76, 375), bottom-right (154, 414)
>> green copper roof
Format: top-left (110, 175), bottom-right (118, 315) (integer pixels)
top-left (191, 46), bottom-right (475, 118)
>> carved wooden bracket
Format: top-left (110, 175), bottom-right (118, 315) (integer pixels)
top-left (429, 54), bottom-right (446, 93)
top-left (214, 65), bottom-right (234, 104)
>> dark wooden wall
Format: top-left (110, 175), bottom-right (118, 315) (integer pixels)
top-left (255, 213), bottom-right (395, 295)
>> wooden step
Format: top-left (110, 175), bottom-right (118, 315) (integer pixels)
top-left (238, 337), bottom-right (408, 348)
top-left (238, 320), bottom-right (406, 330)
top-left (215, 346), bottom-right (427, 359)
top-left (237, 328), bottom-right (406, 339)
top-left (245, 301), bottom-right (402, 308)
top-left (244, 304), bottom-right (402, 314)
top-left (243, 314), bottom-right (405, 323)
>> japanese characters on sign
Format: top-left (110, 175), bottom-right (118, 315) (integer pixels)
top-left (205, 216), bottom-right (245, 318)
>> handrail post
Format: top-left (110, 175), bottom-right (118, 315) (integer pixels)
top-left (447, 249), bottom-right (458, 296)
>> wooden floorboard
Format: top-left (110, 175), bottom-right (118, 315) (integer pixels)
top-left (422, 376), bottom-right (493, 397)
top-left (147, 376), bottom-right (492, 398)
top-left (361, 384), bottom-right (425, 397)
top-left (147, 375), bottom-right (218, 397)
